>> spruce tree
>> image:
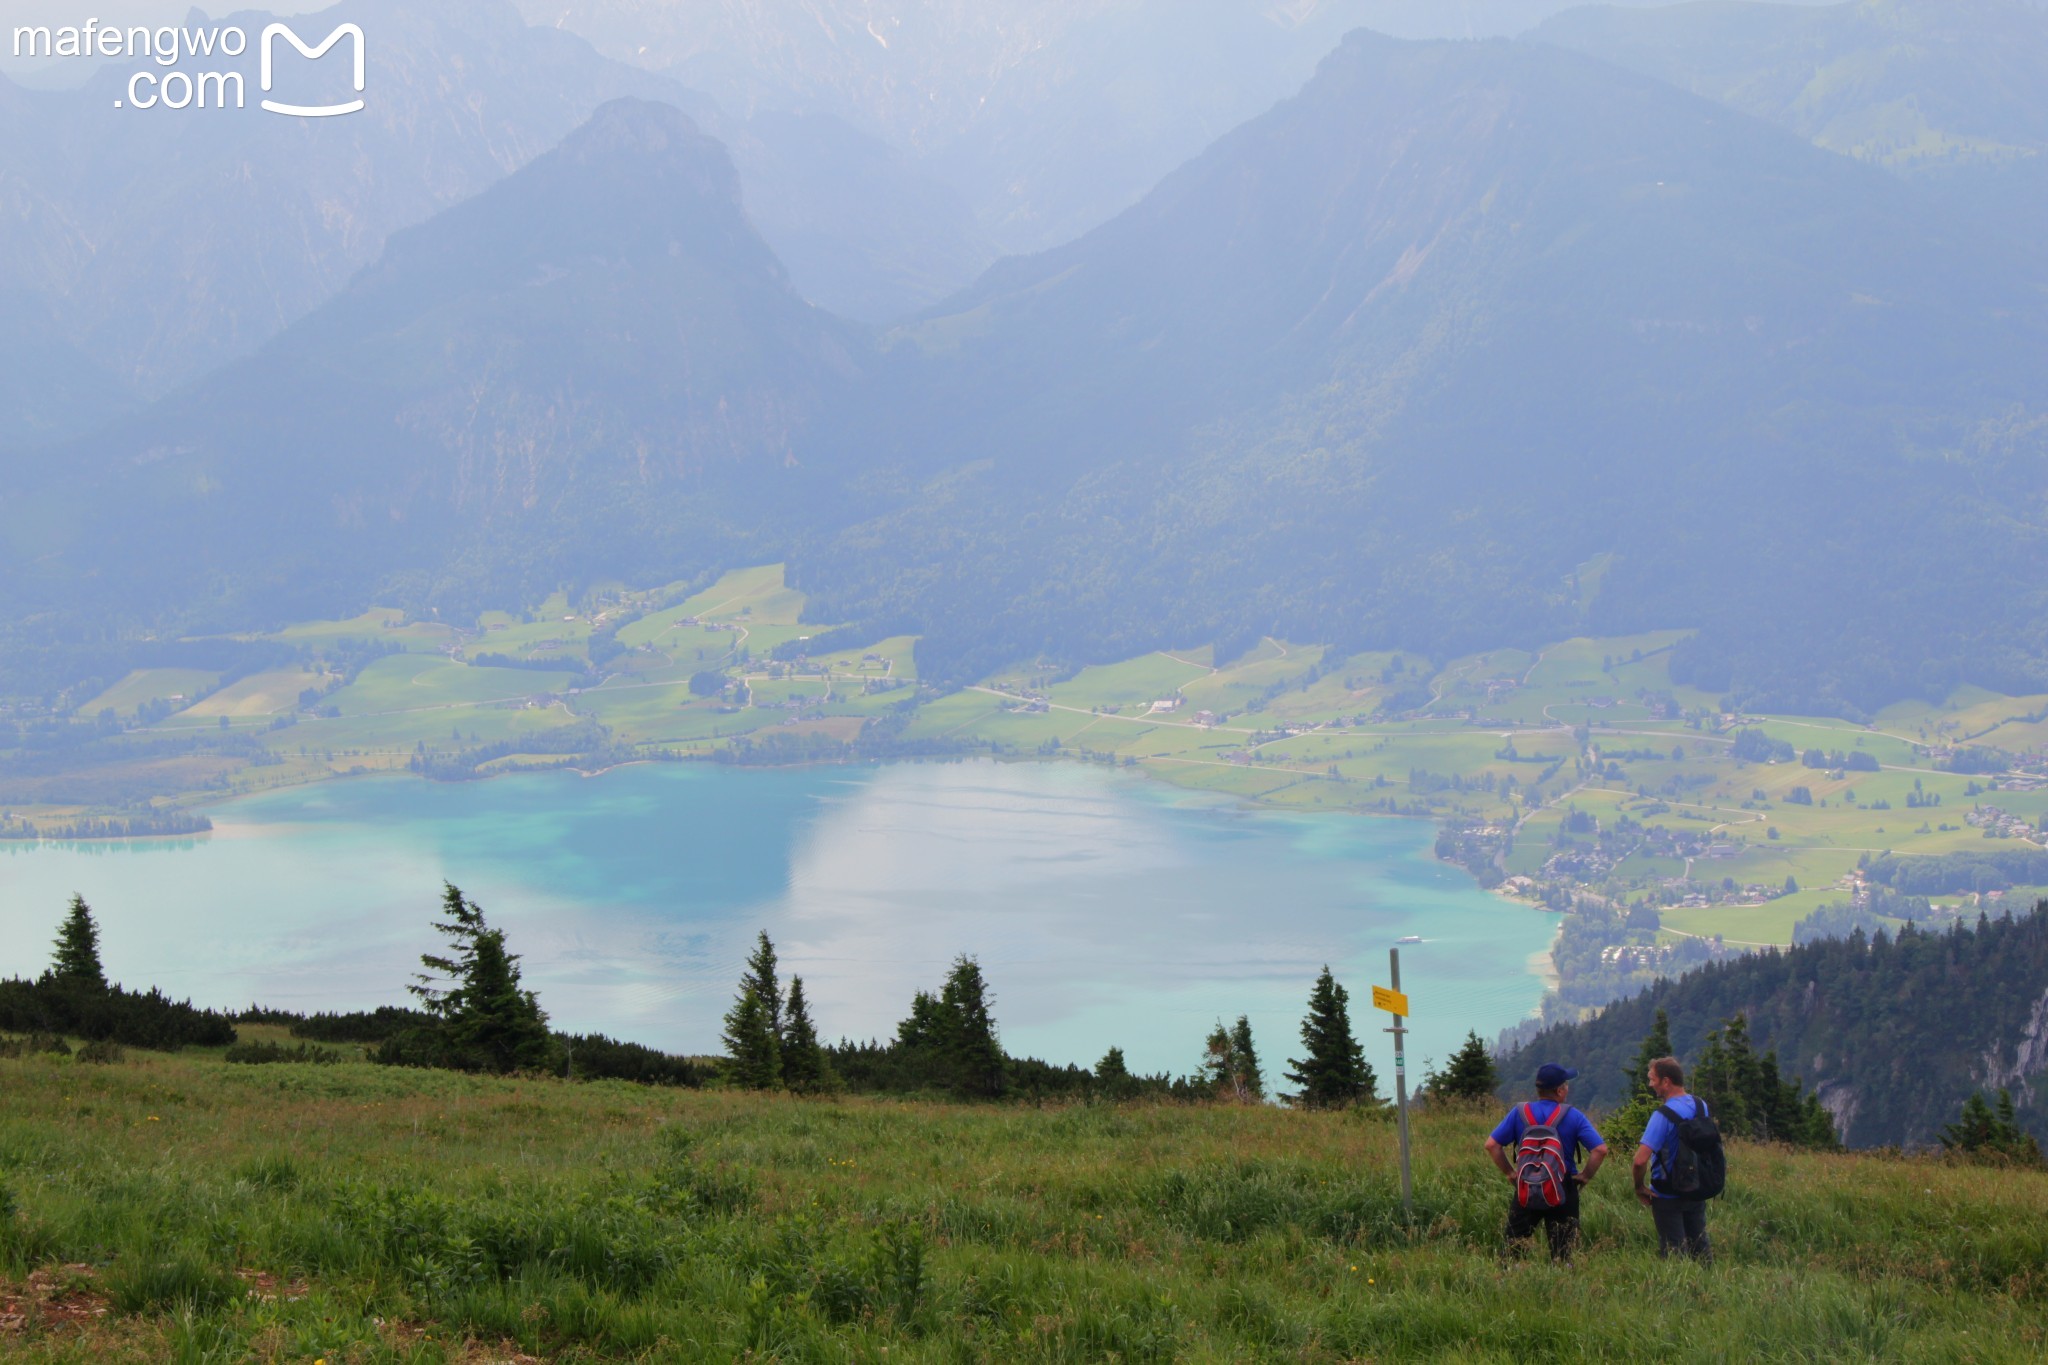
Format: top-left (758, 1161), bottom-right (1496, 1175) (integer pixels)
top-left (1625, 1007), bottom-right (1673, 1103)
top-left (781, 974), bottom-right (831, 1092)
top-left (722, 931), bottom-right (785, 1089)
top-left (938, 955), bottom-right (1007, 1099)
top-left (404, 883), bottom-right (553, 1073)
top-left (1283, 966), bottom-right (1374, 1109)
top-left (1095, 1045), bottom-right (1134, 1098)
top-left (1429, 1031), bottom-right (1499, 1102)
top-left (49, 894), bottom-right (106, 988)
top-left (1941, 1089), bottom-right (2044, 1166)
top-left (1229, 1014), bottom-right (1265, 1101)
top-left (1201, 1020), bottom-right (1234, 1096)
top-left (1693, 1013), bottom-right (1763, 1137)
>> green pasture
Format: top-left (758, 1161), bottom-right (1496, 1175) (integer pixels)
top-left (325, 657), bottom-right (582, 718)
top-left (80, 669), bottom-right (221, 717)
top-left (799, 633), bottom-right (921, 682)
top-left (1173, 639), bottom-right (1325, 716)
top-left (262, 608), bottom-right (453, 654)
top-left (1660, 889), bottom-right (1852, 946)
top-left (1047, 652), bottom-right (1215, 711)
top-left (684, 563), bottom-right (805, 624)
top-left (175, 669), bottom-right (327, 720)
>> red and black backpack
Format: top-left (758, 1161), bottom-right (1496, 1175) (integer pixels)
top-left (1513, 1103), bottom-right (1574, 1210)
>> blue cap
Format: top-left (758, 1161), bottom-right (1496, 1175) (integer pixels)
top-left (1535, 1063), bottom-right (1578, 1089)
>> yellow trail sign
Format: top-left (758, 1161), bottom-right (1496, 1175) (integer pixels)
top-left (1371, 984), bottom-right (1410, 1016)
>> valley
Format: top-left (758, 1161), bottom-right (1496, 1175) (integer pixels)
top-left (8, 563), bottom-right (2044, 1026)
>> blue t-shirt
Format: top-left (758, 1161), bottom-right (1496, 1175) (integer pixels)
top-left (1491, 1099), bottom-right (1605, 1176)
top-left (1638, 1094), bottom-right (1708, 1198)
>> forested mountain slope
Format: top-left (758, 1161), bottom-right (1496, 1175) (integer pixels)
top-left (1500, 905), bottom-right (2048, 1148)
top-left (1535, 0), bottom-right (2048, 251)
top-left (9, 99), bottom-right (866, 628)
top-left (801, 29), bottom-right (2048, 698)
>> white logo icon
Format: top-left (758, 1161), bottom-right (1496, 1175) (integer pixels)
top-left (259, 22), bottom-right (364, 117)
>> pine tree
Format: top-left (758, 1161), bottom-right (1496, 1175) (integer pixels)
top-left (1200, 1021), bottom-right (1234, 1096)
top-left (1095, 1045), bottom-right (1135, 1098)
top-left (1429, 1031), bottom-right (1499, 1102)
top-left (1229, 1014), bottom-right (1265, 1101)
top-left (1941, 1089), bottom-right (2045, 1167)
top-left (938, 955), bottom-right (1006, 1099)
top-left (1625, 1007), bottom-right (1673, 1103)
top-left (780, 974), bottom-right (831, 1092)
top-left (49, 894), bottom-right (106, 988)
top-left (404, 883), bottom-right (554, 1073)
top-left (1693, 1014), bottom-right (1764, 1138)
top-left (1283, 966), bottom-right (1375, 1109)
top-left (722, 931), bottom-right (785, 1089)
top-left (896, 990), bottom-right (946, 1051)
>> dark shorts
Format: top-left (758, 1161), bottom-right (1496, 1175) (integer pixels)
top-left (1503, 1179), bottom-right (1581, 1261)
top-left (1650, 1197), bottom-right (1712, 1261)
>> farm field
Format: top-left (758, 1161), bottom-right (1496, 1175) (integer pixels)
top-left (1, 1048), bottom-right (2044, 1362)
top-left (80, 669), bottom-right (220, 717)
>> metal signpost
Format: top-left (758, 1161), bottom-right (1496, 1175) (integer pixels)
top-left (1373, 949), bottom-right (1415, 1216)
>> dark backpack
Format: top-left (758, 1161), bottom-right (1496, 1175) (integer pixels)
top-left (1513, 1102), bottom-right (1574, 1211)
top-left (1652, 1099), bottom-right (1726, 1200)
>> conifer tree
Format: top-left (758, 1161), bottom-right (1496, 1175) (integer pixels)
top-left (938, 955), bottom-right (1006, 1099)
top-left (403, 883), bottom-right (553, 1073)
top-left (896, 990), bottom-right (946, 1051)
top-left (1229, 1014), bottom-right (1265, 1101)
top-left (1693, 1013), bottom-right (1763, 1137)
top-left (780, 974), bottom-right (831, 1092)
top-left (1625, 1007), bottom-right (1674, 1103)
top-left (1283, 966), bottom-right (1375, 1108)
top-left (722, 931), bottom-right (785, 1089)
top-left (1095, 1045), bottom-right (1135, 1098)
top-left (1939, 1089), bottom-right (2041, 1166)
top-left (1201, 1020), bottom-right (1234, 1095)
top-left (1429, 1031), bottom-right (1499, 1102)
top-left (49, 894), bottom-right (106, 988)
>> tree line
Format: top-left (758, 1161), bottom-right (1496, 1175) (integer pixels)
top-left (1501, 904), bottom-right (2048, 1148)
top-left (0, 888), bottom-right (1423, 1108)
top-left (0, 895), bottom-right (236, 1048)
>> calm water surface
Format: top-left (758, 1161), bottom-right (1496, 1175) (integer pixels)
top-left (0, 760), bottom-right (1557, 1077)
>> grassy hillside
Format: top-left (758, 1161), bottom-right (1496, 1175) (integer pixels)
top-left (3, 1044), bottom-right (2046, 1361)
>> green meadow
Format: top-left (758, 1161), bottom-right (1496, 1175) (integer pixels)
top-left (5, 1046), bottom-right (2048, 1363)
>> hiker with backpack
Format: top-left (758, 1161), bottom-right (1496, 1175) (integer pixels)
top-left (1484, 1062), bottom-right (1609, 1263)
top-left (1632, 1055), bottom-right (1721, 1261)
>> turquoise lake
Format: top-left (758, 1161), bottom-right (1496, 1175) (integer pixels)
top-left (0, 759), bottom-right (1558, 1078)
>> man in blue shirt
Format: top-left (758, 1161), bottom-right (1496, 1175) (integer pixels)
top-left (1632, 1055), bottom-right (1713, 1261)
top-left (1484, 1062), bottom-right (1609, 1263)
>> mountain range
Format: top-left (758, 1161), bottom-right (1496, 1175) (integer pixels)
top-left (1536, 0), bottom-right (2048, 250)
top-left (4, 3), bottom-right (2047, 714)
top-left (0, 0), bottom-right (986, 405)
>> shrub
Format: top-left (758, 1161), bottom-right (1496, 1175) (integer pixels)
top-left (225, 1040), bottom-right (347, 1065)
top-left (0, 1031), bottom-right (71, 1057)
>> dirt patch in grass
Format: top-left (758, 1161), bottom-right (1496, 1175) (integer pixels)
top-left (0, 1262), bottom-right (111, 1335)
